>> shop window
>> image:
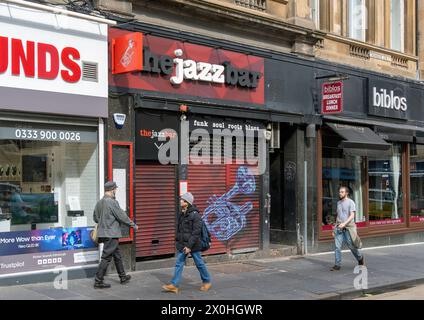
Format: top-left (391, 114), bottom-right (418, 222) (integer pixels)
top-left (410, 144), bottom-right (424, 223)
top-left (368, 144), bottom-right (403, 225)
top-left (0, 134), bottom-right (98, 230)
top-left (321, 128), bottom-right (366, 231)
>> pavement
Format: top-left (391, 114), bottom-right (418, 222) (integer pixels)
top-left (356, 283), bottom-right (424, 300)
top-left (2, 242), bottom-right (424, 300)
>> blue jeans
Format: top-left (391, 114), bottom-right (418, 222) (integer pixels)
top-left (334, 228), bottom-right (363, 267)
top-left (170, 250), bottom-right (211, 287)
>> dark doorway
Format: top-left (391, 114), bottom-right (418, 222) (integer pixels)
top-left (270, 149), bottom-right (284, 231)
top-left (270, 125), bottom-right (297, 244)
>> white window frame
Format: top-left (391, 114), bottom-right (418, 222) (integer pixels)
top-left (348, 0), bottom-right (367, 42)
top-left (390, 0), bottom-right (405, 52)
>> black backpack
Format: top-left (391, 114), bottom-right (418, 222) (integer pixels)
top-left (200, 219), bottom-right (212, 252)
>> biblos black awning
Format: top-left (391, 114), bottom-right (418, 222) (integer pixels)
top-left (326, 123), bottom-right (391, 151)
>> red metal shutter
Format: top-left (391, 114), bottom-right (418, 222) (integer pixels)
top-left (187, 163), bottom-right (228, 255)
top-left (135, 162), bottom-right (177, 258)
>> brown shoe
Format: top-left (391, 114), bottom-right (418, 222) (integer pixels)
top-left (162, 284), bottom-right (179, 294)
top-left (200, 283), bottom-right (212, 292)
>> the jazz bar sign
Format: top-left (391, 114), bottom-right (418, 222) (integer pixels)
top-left (322, 81), bottom-right (343, 114)
top-left (110, 29), bottom-right (264, 104)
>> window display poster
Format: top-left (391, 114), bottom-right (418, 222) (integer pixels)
top-left (0, 227), bottom-right (98, 276)
top-left (0, 227), bottom-right (97, 256)
top-left (113, 169), bottom-right (127, 211)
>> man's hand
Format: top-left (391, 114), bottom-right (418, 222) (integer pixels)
top-left (133, 224), bottom-right (139, 231)
top-left (338, 223), bottom-right (346, 229)
top-left (183, 247), bottom-right (191, 255)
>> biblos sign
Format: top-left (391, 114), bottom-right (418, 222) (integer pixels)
top-left (110, 28), bottom-right (264, 105)
top-left (368, 79), bottom-right (408, 119)
top-left (322, 81), bottom-right (343, 114)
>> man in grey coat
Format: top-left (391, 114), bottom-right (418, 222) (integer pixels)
top-left (93, 181), bottom-right (138, 289)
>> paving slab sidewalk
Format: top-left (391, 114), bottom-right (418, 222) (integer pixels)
top-left (1, 243), bottom-right (424, 300)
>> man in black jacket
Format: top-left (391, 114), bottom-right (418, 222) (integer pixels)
top-left (93, 181), bottom-right (138, 289)
top-left (162, 192), bottom-right (212, 294)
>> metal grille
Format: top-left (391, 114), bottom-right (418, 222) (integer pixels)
top-left (82, 61), bottom-right (98, 82)
top-left (235, 0), bottom-right (266, 11)
top-left (135, 163), bottom-right (177, 258)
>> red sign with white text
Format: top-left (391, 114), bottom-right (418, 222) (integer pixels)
top-left (0, 37), bottom-right (81, 83)
top-left (109, 28), bottom-right (264, 105)
top-left (322, 81), bottom-right (343, 114)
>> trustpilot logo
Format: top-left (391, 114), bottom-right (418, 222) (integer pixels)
top-left (155, 120), bottom-right (267, 175)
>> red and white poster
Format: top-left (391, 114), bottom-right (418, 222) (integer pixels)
top-left (322, 81), bottom-right (343, 114)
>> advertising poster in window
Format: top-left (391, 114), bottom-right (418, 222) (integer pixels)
top-left (0, 227), bottom-right (98, 276)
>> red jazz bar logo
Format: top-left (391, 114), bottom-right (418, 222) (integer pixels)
top-left (111, 33), bottom-right (261, 89)
top-left (0, 36), bottom-right (81, 83)
top-left (111, 32), bottom-right (143, 74)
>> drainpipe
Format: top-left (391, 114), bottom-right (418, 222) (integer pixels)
top-left (304, 160), bottom-right (308, 255)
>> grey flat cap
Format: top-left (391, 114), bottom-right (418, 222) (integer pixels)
top-left (180, 192), bottom-right (194, 205)
top-left (104, 181), bottom-right (118, 191)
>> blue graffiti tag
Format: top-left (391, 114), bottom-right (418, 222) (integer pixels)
top-left (203, 166), bottom-right (256, 241)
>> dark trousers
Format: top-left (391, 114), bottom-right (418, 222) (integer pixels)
top-left (95, 238), bottom-right (126, 282)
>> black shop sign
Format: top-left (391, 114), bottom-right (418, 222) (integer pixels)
top-left (135, 111), bottom-right (179, 161)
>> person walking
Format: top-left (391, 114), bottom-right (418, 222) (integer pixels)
top-left (331, 186), bottom-right (365, 271)
top-left (162, 192), bottom-right (212, 294)
top-left (93, 181), bottom-right (138, 289)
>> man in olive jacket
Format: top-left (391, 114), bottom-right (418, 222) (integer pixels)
top-left (93, 181), bottom-right (138, 289)
top-left (162, 192), bottom-right (211, 294)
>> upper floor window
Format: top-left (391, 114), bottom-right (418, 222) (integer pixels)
top-left (348, 0), bottom-right (368, 42)
top-left (390, 0), bottom-right (405, 52)
top-left (310, 0), bottom-right (320, 29)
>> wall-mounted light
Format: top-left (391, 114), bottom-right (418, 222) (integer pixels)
top-left (179, 104), bottom-right (189, 113)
